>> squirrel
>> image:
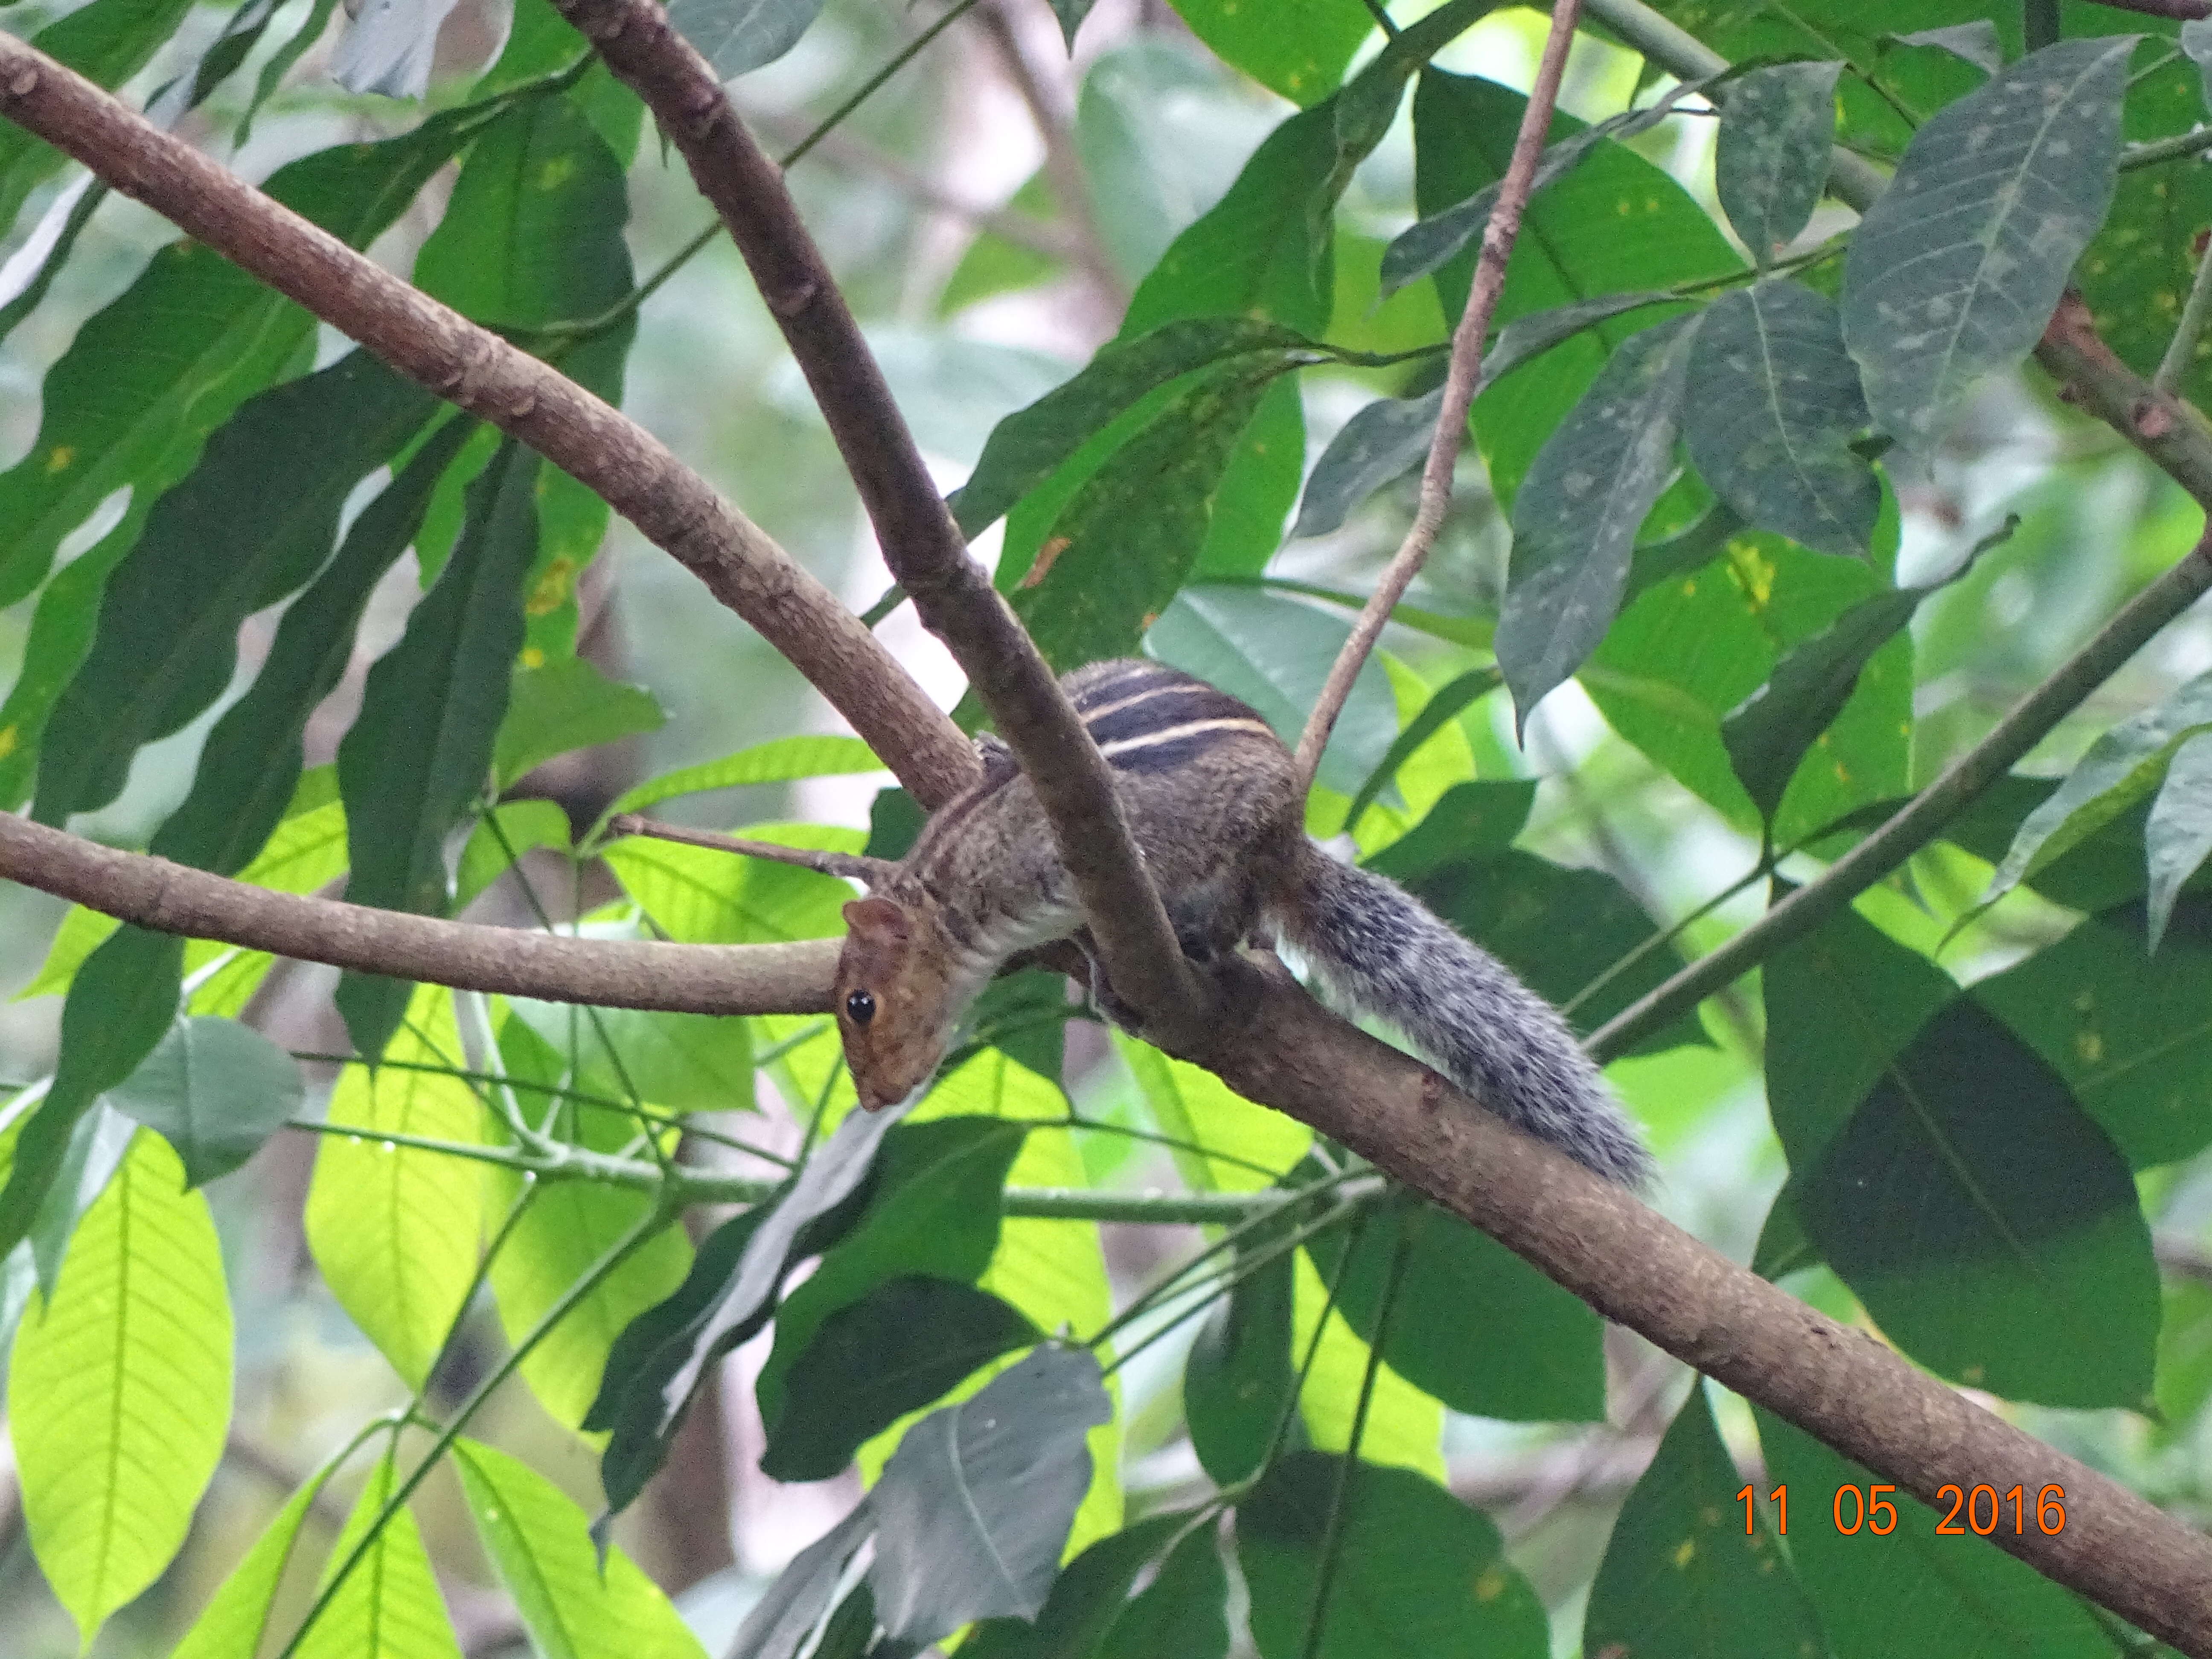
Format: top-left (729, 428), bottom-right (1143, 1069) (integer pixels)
top-left (833, 657), bottom-right (1651, 1188)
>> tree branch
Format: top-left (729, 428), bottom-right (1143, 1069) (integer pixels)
top-left (2087, 0), bottom-right (2210, 21)
top-left (1295, 0), bottom-right (1583, 787)
top-left (0, 34), bottom-right (976, 811)
top-left (602, 813), bottom-right (896, 884)
top-left (0, 809), bottom-right (840, 1014)
top-left (547, 0), bottom-right (1201, 1033)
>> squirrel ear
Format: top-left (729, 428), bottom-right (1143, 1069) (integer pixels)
top-left (844, 896), bottom-right (911, 942)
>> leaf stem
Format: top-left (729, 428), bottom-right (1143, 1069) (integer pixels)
top-left (780, 0), bottom-right (986, 168)
top-left (2158, 234), bottom-right (2212, 394)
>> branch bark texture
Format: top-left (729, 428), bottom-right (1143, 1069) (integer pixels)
top-left (0, 32), bottom-right (975, 809)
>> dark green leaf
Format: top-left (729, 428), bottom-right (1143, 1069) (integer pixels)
top-left (1749, 1183), bottom-right (1818, 1281)
top-left (727, 1501), bottom-right (879, 1659)
top-left (1361, 780), bottom-right (1535, 877)
top-left (0, 88), bottom-right (531, 613)
top-left (1723, 588), bottom-right (1917, 823)
top-left (865, 786), bottom-right (926, 862)
top-left (763, 1276), bottom-right (1040, 1481)
top-left (1185, 1192), bottom-right (1318, 1486)
top-left (28, 1103), bottom-right (138, 1291)
top-left (32, 353), bottom-right (439, 825)
top-left (493, 659), bottom-right (664, 790)
top-left (1498, 315), bottom-right (1700, 728)
top-left (1974, 900), bottom-right (2212, 1169)
top-left (1098, 1525), bottom-right (1228, 1659)
top-left (1584, 1385), bottom-right (1821, 1659)
top-left (1008, 366), bottom-right (1279, 670)
top-left (0, 178), bottom-right (107, 352)
top-left (1762, 896), bottom-right (1956, 1170)
top-left (1144, 584), bottom-right (1398, 798)
top-left (1755, 1409), bottom-right (2109, 1658)
top-left (1292, 388), bottom-right (1443, 540)
top-left (757, 1118), bottom-right (1027, 1437)
top-left (666, 0), bottom-right (825, 81)
top-left (1889, 22), bottom-right (2003, 77)
top-left (1236, 1454), bottom-right (1547, 1659)
top-left (237, 0), bottom-right (341, 146)
top-left (104, 1016), bottom-right (303, 1188)
top-left (953, 318), bottom-right (1309, 540)
top-left (591, 1102), bottom-right (902, 1514)
top-left (0, 0), bottom-right (197, 235)
top-left (1383, 78), bottom-right (1714, 297)
top-left (962, 968), bottom-right (1074, 1086)
top-left (812, 1582), bottom-right (878, 1659)
top-left (0, 926), bottom-right (182, 1270)
top-left (1685, 280), bottom-right (1877, 557)
top-left (1714, 62), bottom-right (1841, 260)
top-left (869, 1346), bottom-right (1114, 1645)
top-left (2149, 732), bottom-right (2212, 949)
top-left (1841, 38), bottom-right (2132, 447)
top-left (1046, 0), bottom-right (1095, 49)
top-left (961, 1516), bottom-right (1187, 1659)
top-left (1305, 1195), bottom-right (1603, 1422)
top-left (1799, 999), bottom-right (2157, 1406)
top-left (152, 418), bottom-right (475, 882)
top-left (1982, 668), bottom-right (2212, 911)
top-left (336, 439), bottom-right (541, 1059)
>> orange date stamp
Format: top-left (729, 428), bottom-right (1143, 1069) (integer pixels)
top-left (1737, 1483), bottom-right (2068, 1537)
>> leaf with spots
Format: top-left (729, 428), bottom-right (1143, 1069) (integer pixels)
top-left (1585, 1384), bottom-right (1821, 1659)
top-left (1685, 279), bottom-right (1878, 557)
top-left (1841, 37), bottom-right (2133, 448)
top-left (1497, 314), bottom-right (1700, 729)
top-left (1714, 61), bottom-right (1842, 262)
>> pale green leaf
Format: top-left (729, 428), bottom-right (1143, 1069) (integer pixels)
top-left (294, 1451), bottom-right (463, 1659)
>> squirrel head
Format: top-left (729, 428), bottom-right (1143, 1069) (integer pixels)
top-left (835, 895), bottom-right (954, 1111)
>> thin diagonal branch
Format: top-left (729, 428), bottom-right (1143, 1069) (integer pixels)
top-left (603, 812), bottom-right (896, 884)
top-left (1295, 0), bottom-right (1584, 789)
top-left (0, 32), bottom-right (978, 811)
top-left (548, 0), bottom-right (1201, 1030)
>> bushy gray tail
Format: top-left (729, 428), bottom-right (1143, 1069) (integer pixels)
top-left (1273, 848), bottom-right (1653, 1189)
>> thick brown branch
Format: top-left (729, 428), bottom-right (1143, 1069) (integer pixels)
top-left (1184, 952), bottom-right (2212, 1656)
top-left (0, 33), bottom-right (975, 811)
top-left (0, 811), bottom-right (838, 1012)
top-left (550, 0), bottom-right (1200, 1032)
top-left (1295, 0), bottom-right (1583, 786)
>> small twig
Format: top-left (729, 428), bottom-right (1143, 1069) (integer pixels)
top-left (781, 0), bottom-right (985, 167)
top-left (604, 812), bottom-right (896, 884)
top-left (2089, 0), bottom-right (2209, 19)
top-left (2158, 235), bottom-right (2212, 395)
top-left (1292, 0), bottom-right (1586, 789)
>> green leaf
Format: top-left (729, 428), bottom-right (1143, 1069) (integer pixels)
top-left (29, 1103), bottom-right (137, 1291)
top-left (0, 925), bottom-right (182, 1271)
top-left (2149, 731), bottom-right (2212, 949)
top-left (962, 1515), bottom-right (1188, 1659)
top-left (1359, 779), bottom-right (1534, 875)
top-left (600, 734), bottom-right (883, 827)
top-left (1981, 667), bottom-right (2212, 910)
top-left (1890, 22), bottom-right (2003, 77)
top-left (1292, 388), bottom-right (1443, 540)
top-left (13, 1130), bottom-right (232, 1649)
top-left (1236, 1454), bottom-right (1547, 1659)
top-left (493, 658), bottom-right (665, 790)
top-left (0, 89), bottom-right (528, 614)
top-left (757, 1117), bottom-right (1027, 1435)
top-left (728, 1502), bottom-right (878, 1659)
top-left (1145, 584), bottom-right (1398, 799)
top-left (1723, 588), bottom-right (1917, 823)
top-left (0, 0), bottom-right (197, 235)
top-left (1584, 1385), bottom-right (1821, 1659)
top-left (1755, 1408), bottom-right (2108, 1659)
top-left (453, 1438), bottom-right (707, 1659)
top-left (1684, 280), bottom-right (1877, 557)
top-left (103, 1015), bottom-right (303, 1187)
top-left (953, 318), bottom-right (1310, 539)
top-left (1799, 998), bottom-right (2157, 1406)
top-left (1185, 1211), bottom-right (1301, 1484)
top-left (1007, 364), bottom-right (1281, 669)
top-left (665, 0), bottom-right (824, 79)
top-left (1343, 666), bottom-right (1502, 836)
top-left (1161, 0), bottom-right (1371, 105)
top-left (1304, 1195), bottom-right (1604, 1422)
top-left (171, 1474), bottom-right (325, 1659)
top-left (338, 439), bottom-right (541, 1059)
top-left (1384, 77), bottom-right (1716, 297)
top-left (869, 1346), bottom-right (1115, 1646)
top-left (303, 987), bottom-right (489, 1388)
top-left (455, 798), bottom-right (573, 910)
top-left (763, 1276), bottom-right (1041, 1481)
top-left (509, 996), bottom-right (754, 1115)
top-left (294, 1450), bottom-right (463, 1659)
top-left (1098, 1524), bottom-right (1229, 1659)
top-left (153, 418), bottom-right (476, 884)
top-left (1498, 315), bottom-right (1700, 728)
top-left (1974, 900), bottom-right (2212, 1169)
top-left (1841, 38), bottom-right (2132, 447)
top-left (1714, 61), bottom-right (1842, 260)
top-left (32, 352), bottom-right (438, 825)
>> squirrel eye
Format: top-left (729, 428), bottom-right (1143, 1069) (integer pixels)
top-left (845, 989), bottom-right (876, 1025)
